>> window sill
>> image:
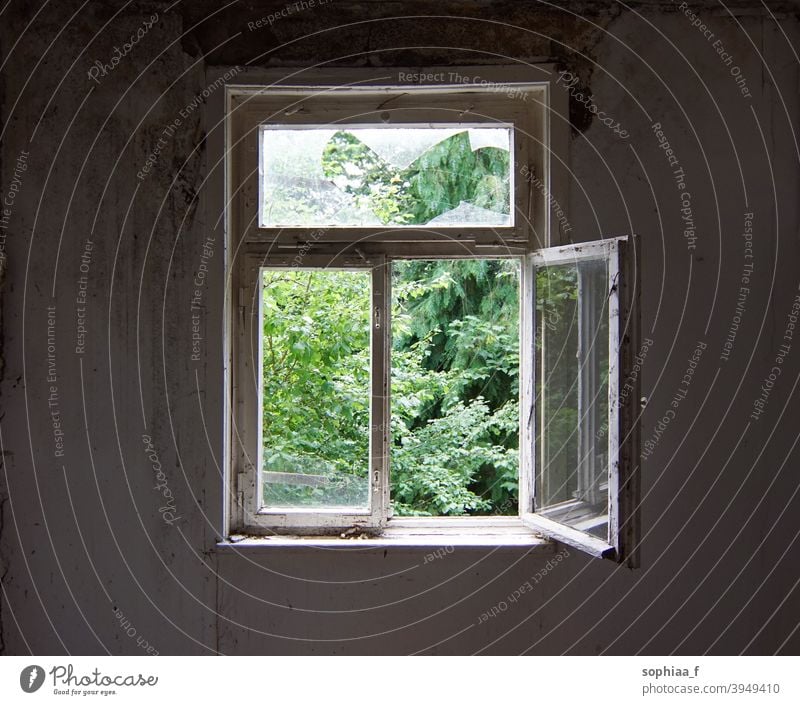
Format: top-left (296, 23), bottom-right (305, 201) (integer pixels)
top-left (217, 517), bottom-right (558, 552)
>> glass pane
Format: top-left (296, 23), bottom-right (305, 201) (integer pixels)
top-left (390, 259), bottom-right (520, 517)
top-left (535, 257), bottom-right (610, 540)
top-left (260, 126), bottom-right (512, 228)
top-left (260, 269), bottom-right (371, 509)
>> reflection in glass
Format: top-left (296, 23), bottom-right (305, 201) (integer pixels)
top-left (535, 258), bottom-right (610, 539)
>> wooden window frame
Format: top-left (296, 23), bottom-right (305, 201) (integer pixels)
top-left (520, 237), bottom-right (641, 563)
top-left (214, 67), bottom-right (639, 562)
top-left (236, 253), bottom-right (390, 533)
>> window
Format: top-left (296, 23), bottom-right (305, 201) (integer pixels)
top-left (224, 68), bottom-right (640, 563)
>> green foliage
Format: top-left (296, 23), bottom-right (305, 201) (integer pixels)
top-left (261, 130), bottom-right (521, 515)
top-left (260, 260), bottom-right (522, 516)
top-left (261, 270), bottom-right (372, 507)
top-left (389, 260), bottom-right (520, 515)
top-left (321, 130), bottom-right (510, 225)
top-left (391, 398), bottom-right (505, 516)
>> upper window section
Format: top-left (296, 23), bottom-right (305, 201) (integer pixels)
top-left (259, 125), bottom-right (513, 228)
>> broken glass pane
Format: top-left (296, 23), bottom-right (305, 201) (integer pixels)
top-left (260, 126), bottom-right (513, 227)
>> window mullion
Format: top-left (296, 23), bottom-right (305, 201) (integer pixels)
top-left (371, 256), bottom-right (391, 525)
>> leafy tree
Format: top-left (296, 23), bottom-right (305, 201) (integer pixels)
top-left (261, 130), bottom-right (534, 516)
top-left (390, 260), bottom-right (520, 515)
top-left (261, 270), bottom-right (372, 507)
top-left (321, 130), bottom-right (510, 224)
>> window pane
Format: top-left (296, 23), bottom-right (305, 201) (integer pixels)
top-left (390, 259), bottom-right (520, 517)
top-left (535, 257), bottom-right (610, 540)
top-left (260, 126), bottom-right (512, 228)
top-left (261, 269), bottom-right (371, 509)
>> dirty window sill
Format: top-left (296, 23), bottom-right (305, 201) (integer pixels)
top-left (216, 517), bottom-right (557, 552)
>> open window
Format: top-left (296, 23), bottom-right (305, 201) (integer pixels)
top-left (520, 238), bottom-right (640, 562)
top-left (224, 70), bottom-right (640, 563)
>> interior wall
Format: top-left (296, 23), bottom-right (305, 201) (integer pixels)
top-left (1, 0), bottom-right (799, 655)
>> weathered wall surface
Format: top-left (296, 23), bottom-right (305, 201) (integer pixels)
top-left (1, 0), bottom-right (799, 654)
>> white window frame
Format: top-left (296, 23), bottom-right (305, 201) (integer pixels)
top-left (214, 66), bottom-right (640, 562)
top-left (520, 237), bottom-right (640, 562)
top-left (237, 253), bottom-right (391, 532)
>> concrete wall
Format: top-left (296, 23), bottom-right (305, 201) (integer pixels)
top-left (1, 0), bottom-right (799, 655)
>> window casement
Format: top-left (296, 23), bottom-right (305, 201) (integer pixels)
top-left (222, 67), bottom-right (641, 563)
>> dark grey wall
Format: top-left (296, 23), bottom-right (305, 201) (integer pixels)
top-left (1, 0), bottom-right (799, 655)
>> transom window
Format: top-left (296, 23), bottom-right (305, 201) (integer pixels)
top-left (225, 69), bottom-right (640, 563)
top-left (259, 125), bottom-right (514, 227)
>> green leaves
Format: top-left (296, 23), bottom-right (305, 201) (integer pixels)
top-left (389, 260), bottom-right (520, 516)
top-left (261, 270), bottom-right (372, 508)
top-left (321, 130), bottom-right (510, 225)
top-left (391, 398), bottom-right (510, 516)
top-left (260, 241), bottom-right (521, 516)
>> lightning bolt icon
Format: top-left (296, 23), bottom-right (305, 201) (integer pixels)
top-left (28, 667), bottom-right (38, 688)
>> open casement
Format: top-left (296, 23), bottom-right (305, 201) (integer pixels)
top-left (235, 252), bottom-right (391, 533)
top-left (520, 236), bottom-right (640, 564)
